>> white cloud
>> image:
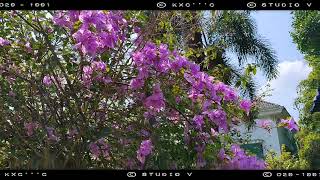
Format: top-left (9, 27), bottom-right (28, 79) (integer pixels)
top-left (259, 60), bottom-right (312, 120)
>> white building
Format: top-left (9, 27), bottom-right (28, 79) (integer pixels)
top-left (236, 101), bottom-right (298, 158)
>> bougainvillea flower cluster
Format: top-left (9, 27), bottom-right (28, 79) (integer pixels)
top-left (280, 118), bottom-right (299, 132)
top-left (219, 145), bottom-right (266, 170)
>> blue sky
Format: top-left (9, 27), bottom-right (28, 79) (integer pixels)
top-left (251, 11), bottom-right (311, 120)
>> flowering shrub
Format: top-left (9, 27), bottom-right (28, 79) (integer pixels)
top-left (280, 118), bottom-right (299, 132)
top-left (256, 119), bottom-right (272, 132)
top-left (219, 144), bottom-right (266, 169)
top-left (0, 11), bottom-right (265, 169)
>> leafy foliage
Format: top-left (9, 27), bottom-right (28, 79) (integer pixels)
top-left (292, 11), bottom-right (320, 128)
top-left (265, 145), bottom-right (309, 170)
top-left (296, 129), bottom-right (320, 169)
top-left (291, 10), bottom-right (320, 170)
top-left (0, 10), bottom-right (266, 170)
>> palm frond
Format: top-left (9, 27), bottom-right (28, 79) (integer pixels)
top-left (208, 11), bottom-right (279, 80)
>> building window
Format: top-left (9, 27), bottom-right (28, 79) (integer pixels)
top-left (241, 143), bottom-right (264, 159)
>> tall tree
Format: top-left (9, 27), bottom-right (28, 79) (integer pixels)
top-left (291, 10), bottom-right (320, 169)
top-left (292, 11), bottom-right (320, 130)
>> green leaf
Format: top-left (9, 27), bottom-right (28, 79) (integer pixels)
top-left (73, 20), bottom-right (82, 31)
top-left (98, 127), bottom-right (111, 138)
top-left (252, 66), bottom-right (257, 75)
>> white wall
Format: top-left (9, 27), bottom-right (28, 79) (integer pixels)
top-left (236, 119), bottom-right (281, 156)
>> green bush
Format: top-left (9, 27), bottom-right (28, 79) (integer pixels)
top-left (296, 129), bottom-right (320, 169)
top-left (265, 145), bottom-right (309, 170)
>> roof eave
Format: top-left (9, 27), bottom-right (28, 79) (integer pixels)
top-left (258, 107), bottom-right (290, 119)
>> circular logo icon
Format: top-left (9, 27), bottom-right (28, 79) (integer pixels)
top-left (127, 172), bottom-right (137, 178)
top-left (157, 2), bottom-right (167, 8)
top-left (247, 2), bottom-right (257, 8)
top-left (262, 172), bottom-right (273, 178)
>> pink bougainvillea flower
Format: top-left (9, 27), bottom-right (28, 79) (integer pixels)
top-left (25, 42), bottom-right (32, 53)
top-left (89, 138), bottom-right (110, 160)
top-left (218, 148), bottom-right (227, 161)
top-left (137, 139), bottom-right (153, 164)
top-left (193, 115), bottom-right (204, 130)
top-left (195, 144), bottom-right (206, 168)
top-left (0, 37), bottom-right (10, 46)
top-left (97, 138), bottom-right (110, 159)
top-left (24, 122), bottom-right (39, 136)
top-left (220, 144), bottom-right (266, 170)
top-left (52, 12), bottom-right (73, 28)
top-left (188, 89), bottom-right (204, 102)
top-left (175, 96), bottom-right (181, 104)
top-left (287, 118), bottom-right (299, 132)
top-left (256, 119), bottom-right (273, 133)
top-left (239, 99), bottom-right (252, 115)
top-left (46, 127), bottom-right (60, 142)
top-left (281, 118), bottom-right (299, 132)
top-left (130, 78), bottom-right (144, 90)
top-left (144, 83), bottom-right (165, 112)
top-left (203, 109), bottom-right (228, 132)
top-left (91, 61), bottom-right (106, 72)
top-left (43, 75), bottom-right (53, 86)
top-left (89, 142), bottom-right (101, 159)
